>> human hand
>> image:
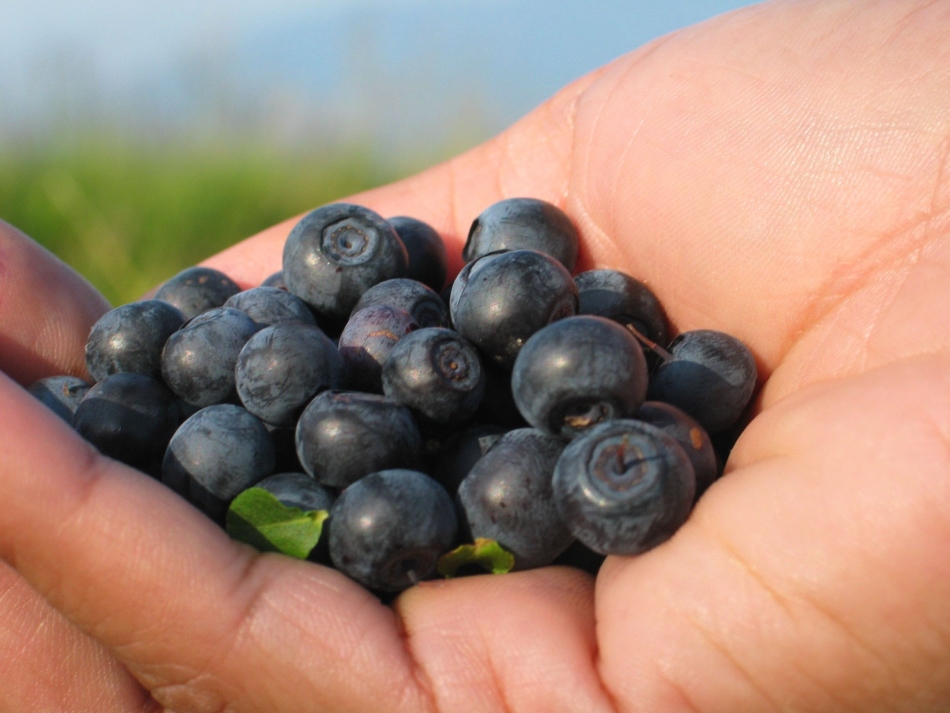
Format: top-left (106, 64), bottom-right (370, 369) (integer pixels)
top-left (3, 0), bottom-right (950, 710)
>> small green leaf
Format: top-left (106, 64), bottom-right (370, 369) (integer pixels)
top-left (226, 487), bottom-right (328, 560)
top-left (437, 537), bottom-right (516, 577)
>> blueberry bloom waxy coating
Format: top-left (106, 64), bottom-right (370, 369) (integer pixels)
top-left (74, 373), bottom-right (182, 469)
top-left (28, 375), bottom-right (92, 424)
top-left (161, 307), bottom-right (260, 408)
top-left (224, 286), bottom-right (317, 328)
top-left (574, 269), bottom-right (669, 350)
top-left (162, 404), bottom-right (275, 522)
top-left (85, 300), bottom-right (186, 382)
top-left (449, 249), bottom-right (578, 370)
top-left (456, 428), bottom-right (573, 570)
top-left (337, 305), bottom-right (419, 393)
top-left (282, 203), bottom-right (408, 322)
top-left (381, 327), bottom-right (485, 425)
top-left (350, 278), bottom-right (449, 329)
top-left (647, 329), bottom-right (757, 434)
top-left (295, 391), bottom-right (423, 489)
top-left (552, 419), bottom-right (696, 556)
top-left (388, 216), bottom-right (448, 291)
top-left (235, 322), bottom-right (344, 427)
top-left (463, 197), bottom-right (580, 272)
top-left (154, 266), bottom-right (242, 320)
top-left (328, 469), bottom-right (457, 592)
top-left (635, 401), bottom-right (719, 500)
top-left (512, 315), bottom-right (648, 440)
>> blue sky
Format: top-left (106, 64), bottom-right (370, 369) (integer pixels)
top-left (0, 0), bottom-right (759, 152)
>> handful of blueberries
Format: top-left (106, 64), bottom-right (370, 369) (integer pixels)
top-left (29, 198), bottom-right (757, 594)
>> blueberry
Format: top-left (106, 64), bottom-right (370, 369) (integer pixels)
top-left (463, 198), bottom-right (579, 272)
top-left (456, 428), bottom-right (574, 570)
top-left (162, 404), bottom-right (275, 522)
top-left (511, 315), bottom-right (648, 439)
top-left (282, 203), bottom-right (408, 322)
top-left (635, 401), bottom-right (719, 500)
top-left (430, 424), bottom-right (508, 494)
top-left (449, 249), bottom-right (578, 370)
top-left (261, 271), bottom-right (287, 290)
top-left (295, 391), bottom-right (423, 489)
top-left (74, 372), bottom-right (182, 470)
top-left (381, 327), bottom-right (485, 426)
top-left (224, 286), bottom-right (317, 328)
top-left (350, 278), bottom-right (449, 329)
top-left (647, 329), bottom-right (757, 433)
top-left (235, 322), bottom-right (344, 427)
top-left (254, 472), bottom-right (336, 513)
top-left (328, 468), bottom-right (457, 592)
top-left (28, 375), bottom-right (92, 424)
top-left (388, 216), bottom-right (448, 291)
top-left (337, 304), bottom-right (419, 393)
top-left (85, 300), bottom-right (186, 382)
top-left (154, 266), bottom-right (242, 320)
top-left (574, 269), bottom-right (669, 356)
top-left (161, 307), bottom-right (260, 408)
top-left (552, 419), bottom-right (695, 556)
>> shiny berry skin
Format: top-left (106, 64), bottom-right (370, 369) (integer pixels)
top-left (511, 315), bottom-right (648, 440)
top-left (224, 286), bottom-right (317, 328)
top-left (154, 266), bottom-right (241, 320)
top-left (350, 278), bottom-right (449, 329)
top-left (552, 419), bottom-right (696, 556)
top-left (635, 401), bottom-right (719, 500)
top-left (574, 269), bottom-right (669, 351)
top-left (328, 469), bottom-right (457, 592)
top-left (337, 304), bottom-right (419, 393)
top-left (282, 203), bottom-right (408, 322)
top-left (463, 198), bottom-right (579, 272)
top-left (388, 216), bottom-right (448, 291)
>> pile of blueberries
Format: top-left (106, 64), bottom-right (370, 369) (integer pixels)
top-left (29, 198), bottom-right (757, 594)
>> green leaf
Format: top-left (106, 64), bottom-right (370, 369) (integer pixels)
top-left (437, 538), bottom-right (516, 577)
top-left (226, 487), bottom-right (328, 560)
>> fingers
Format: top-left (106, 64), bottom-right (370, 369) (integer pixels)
top-left (0, 220), bottom-right (109, 385)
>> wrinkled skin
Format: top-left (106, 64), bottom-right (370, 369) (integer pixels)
top-left (2, 1), bottom-right (950, 710)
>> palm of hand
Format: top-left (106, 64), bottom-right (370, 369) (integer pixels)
top-left (2, 1), bottom-right (949, 711)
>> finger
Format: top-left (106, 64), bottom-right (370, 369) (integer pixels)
top-left (0, 560), bottom-right (157, 713)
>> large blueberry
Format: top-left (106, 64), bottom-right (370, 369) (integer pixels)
top-left (456, 428), bottom-right (573, 570)
top-left (282, 203), bottom-right (408, 322)
top-left (381, 327), bottom-right (485, 426)
top-left (350, 278), bottom-right (449, 329)
top-left (85, 300), bottom-right (186, 382)
top-left (449, 249), bottom-right (578, 370)
top-left (512, 315), bottom-right (648, 440)
top-left (647, 329), bottom-right (757, 433)
top-left (463, 198), bottom-right (579, 272)
top-left (328, 469), bottom-right (457, 592)
top-left (154, 266), bottom-right (241, 320)
top-left (162, 404), bottom-right (275, 522)
top-left (224, 286), bottom-right (317, 328)
top-left (235, 322), bottom-right (344, 427)
top-left (295, 391), bottom-right (422, 489)
top-left (161, 307), bottom-right (260, 408)
top-left (574, 269), bottom-right (669, 353)
top-left (74, 372), bottom-right (182, 470)
top-left (552, 419), bottom-right (695, 556)
top-left (388, 216), bottom-right (448, 291)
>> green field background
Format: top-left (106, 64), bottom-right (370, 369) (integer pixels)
top-left (0, 135), bottom-right (438, 307)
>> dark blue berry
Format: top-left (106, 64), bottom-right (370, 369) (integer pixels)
top-left (154, 266), bottom-right (241, 320)
top-left (450, 249), bottom-right (578, 370)
top-left (254, 472), bottom-right (336, 513)
top-left (224, 286), bottom-right (317, 328)
top-left (162, 404), bottom-right (275, 522)
top-left (74, 372), bottom-right (182, 469)
top-left (574, 269), bottom-right (669, 353)
top-left (295, 391), bottom-right (422, 489)
top-left (388, 216), bottom-right (448, 291)
top-left (381, 327), bottom-right (485, 426)
top-left (337, 304), bottom-right (419, 393)
top-left (635, 401), bottom-right (719, 500)
top-left (234, 322), bottom-right (343, 427)
top-left (552, 419), bottom-right (695, 556)
top-left (511, 315), bottom-right (648, 440)
top-left (282, 203), bottom-right (408, 322)
top-left (431, 424), bottom-right (508, 495)
top-left (463, 198), bottom-right (579, 272)
top-left (84, 300), bottom-right (186, 382)
top-left (328, 469), bottom-right (457, 592)
top-left (351, 278), bottom-right (449, 329)
top-left (161, 307), bottom-right (260, 408)
top-left (261, 271), bottom-right (287, 290)
top-left (28, 375), bottom-right (92, 424)
top-left (647, 329), bottom-right (757, 433)
top-left (456, 428), bottom-right (573, 570)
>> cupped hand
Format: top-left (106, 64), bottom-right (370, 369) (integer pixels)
top-left (3, 0), bottom-right (950, 710)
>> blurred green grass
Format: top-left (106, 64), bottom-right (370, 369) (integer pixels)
top-left (0, 135), bottom-right (416, 306)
